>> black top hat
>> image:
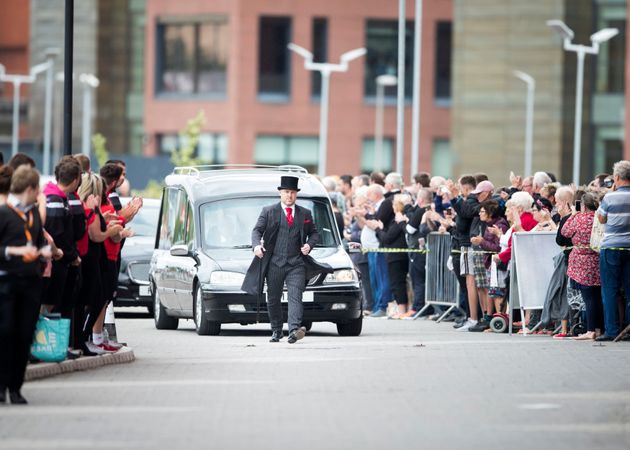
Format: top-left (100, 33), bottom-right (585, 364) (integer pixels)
top-left (278, 176), bottom-right (300, 192)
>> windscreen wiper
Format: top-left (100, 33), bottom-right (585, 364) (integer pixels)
top-left (231, 245), bottom-right (252, 249)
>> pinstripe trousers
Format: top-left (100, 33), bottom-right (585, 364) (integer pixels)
top-left (266, 262), bottom-right (306, 333)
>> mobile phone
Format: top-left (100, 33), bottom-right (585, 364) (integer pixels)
top-left (575, 200), bottom-right (581, 210)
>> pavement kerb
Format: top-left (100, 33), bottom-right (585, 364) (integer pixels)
top-left (24, 346), bottom-right (135, 382)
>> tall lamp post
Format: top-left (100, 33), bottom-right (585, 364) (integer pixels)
top-left (79, 73), bottom-right (100, 159)
top-left (375, 75), bottom-right (397, 172)
top-left (513, 70), bottom-right (535, 177)
top-left (288, 43), bottom-right (366, 177)
top-left (410, 0), bottom-right (423, 181)
top-left (396, 0), bottom-right (406, 175)
top-left (547, 20), bottom-right (618, 185)
top-left (0, 61), bottom-right (52, 157)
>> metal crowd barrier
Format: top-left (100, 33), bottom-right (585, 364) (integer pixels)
top-left (414, 232), bottom-right (460, 322)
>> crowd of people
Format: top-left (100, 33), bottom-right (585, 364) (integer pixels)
top-left (1, 150), bottom-right (629, 405)
top-left (0, 151), bottom-right (142, 404)
top-left (325, 161), bottom-right (630, 341)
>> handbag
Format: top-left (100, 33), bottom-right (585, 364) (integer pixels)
top-left (589, 216), bottom-right (605, 253)
top-left (31, 314), bottom-right (70, 362)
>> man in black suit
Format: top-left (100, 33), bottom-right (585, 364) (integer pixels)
top-left (244, 176), bottom-right (321, 343)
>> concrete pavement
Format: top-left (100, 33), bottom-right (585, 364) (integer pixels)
top-left (2, 315), bottom-right (629, 450)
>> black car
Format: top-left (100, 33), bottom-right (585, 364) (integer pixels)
top-left (150, 165), bottom-right (363, 336)
top-left (115, 198), bottom-right (160, 313)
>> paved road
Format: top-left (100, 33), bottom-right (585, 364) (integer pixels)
top-left (2, 314), bottom-right (630, 450)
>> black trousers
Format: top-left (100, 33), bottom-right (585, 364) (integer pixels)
top-left (266, 262), bottom-right (306, 333)
top-left (388, 258), bottom-right (409, 306)
top-left (44, 260), bottom-right (68, 308)
top-left (0, 276), bottom-right (42, 391)
top-left (409, 254), bottom-right (426, 311)
top-left (451, 253), bottom-right (469, 316)
top-left (357, 262), bottom-right (373, 311)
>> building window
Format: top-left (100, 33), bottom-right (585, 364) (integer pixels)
top-left (311, 18), bottom-right (328, 98)
top-left (361, 137), bottom-right (394, 173)
top-left (435, 21), bottom-right (452, 104)
top-left (258, 16), bottom-right (292, 101)
top-left (431, 138), bottom-right (452, 179)
top-left (156, 17), bottom-right (228, 97)
top-left (158, 132), bottom-right (228, 163)
top-left (254, 136), bottom-right (318, 173)
top-left (597, 19), bottom-right (625, 94)
top-left (364, 20), bottom-right (414, 101)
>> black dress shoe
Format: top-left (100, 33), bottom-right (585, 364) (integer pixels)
top-left (9, 390), bottom-right (27, 405)
top-left (595, 334), bottom-right (615, 342)
top-left (269, 330), bottom-right (283, 343)
top-left (287, 326), bottom-right (306, 344)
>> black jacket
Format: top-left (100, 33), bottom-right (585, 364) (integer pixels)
top-left (44, 188), bottom-right (78, 264)
top-left (0, 205), bottom-right (46, 277)
top-left (451, 194), bottom-right (480, 247)
top-left (241, 203), bottom-right (332, 296)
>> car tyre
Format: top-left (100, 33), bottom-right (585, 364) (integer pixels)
top-left (153, 284), bottom-right (178, 330)
top-left (194, 287), bottom-right (221, 336)
top-left (336, 317), bottom-right (362, 336)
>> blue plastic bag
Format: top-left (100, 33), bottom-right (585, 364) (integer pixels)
top-left (31, 315), bottom-right (70, 362)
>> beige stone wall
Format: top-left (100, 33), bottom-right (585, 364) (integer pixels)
top-left (451, 0), bottom-right (569, 184)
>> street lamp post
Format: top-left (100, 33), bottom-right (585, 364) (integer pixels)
top-left (410, 0), bottom-right (423, 181)
top-left (288, 43), bottom-right (366, 177)
top-left (547, 20), bottom-right (618, 185)
top-left (79, 74), bottom-right (100, 158)
top-left (0, 61), bottom-right (51, 157)
top-left (396, 0), bottom-right (406, 175)
top-left (513, 70), bottom-right (535, 177)
top-left (375, 75), bottom-right (397, 172)
top-left (43, 49), bottom-right (60, 176)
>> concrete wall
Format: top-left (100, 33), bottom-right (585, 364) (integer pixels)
top-left (451, 0), bottom-right (568, 184)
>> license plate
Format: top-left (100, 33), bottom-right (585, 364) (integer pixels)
top-left (139, 285), bottom-right (150, 297)
top-left (276, 291), bottom-right (314, 303)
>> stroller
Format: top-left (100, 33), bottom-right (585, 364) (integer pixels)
top-left (566, 283), bottom-right (587, 336)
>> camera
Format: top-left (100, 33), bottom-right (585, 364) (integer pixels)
top-left (603, 178), bottom-right (614, 189)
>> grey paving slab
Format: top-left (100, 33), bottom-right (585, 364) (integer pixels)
top-left (1, 315), bottom-right (629, 450)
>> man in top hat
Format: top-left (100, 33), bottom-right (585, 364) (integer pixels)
top-left (242, 175), bottom-right (321, 343)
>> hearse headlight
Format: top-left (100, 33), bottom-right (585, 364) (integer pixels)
top-left (209, 271), bottom-right (245, 286)
top-left (324, 269), bottom-right (358, 284)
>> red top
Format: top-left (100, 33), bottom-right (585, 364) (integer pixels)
top-left (498, 212), bottom-right (538, 264)
top-left (101, 203), bottom-right (121, 261)
top-left (77, 207), bottom-right (95, 257)
top-left (561, 211), bottom-right (600, 286)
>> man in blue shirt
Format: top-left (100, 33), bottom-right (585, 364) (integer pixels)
top-left (596, 160), bottom-right (630, 341)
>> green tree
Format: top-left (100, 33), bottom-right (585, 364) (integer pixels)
top-left (92, 133), bottom-right (109, 169)
top-left (170, 110), bottom-right (207, 167)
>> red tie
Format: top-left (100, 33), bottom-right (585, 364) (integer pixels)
top-left (286, 207), bottom-right (294, 226)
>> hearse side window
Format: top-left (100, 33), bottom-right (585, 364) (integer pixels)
top-left (172, 190), bottom-right (188, 246)
top-left (186, 202), bottom-right (195, 251)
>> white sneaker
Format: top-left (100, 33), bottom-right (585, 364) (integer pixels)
top-left (456, 319), bottom-right (477, 332)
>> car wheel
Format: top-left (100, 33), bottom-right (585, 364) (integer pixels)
top-left (193, 287), bottom-right (221, 336)
top-left (153, 285), bottom-right (178, 330)
top-left (336, 317), bottom-right (362, 336)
